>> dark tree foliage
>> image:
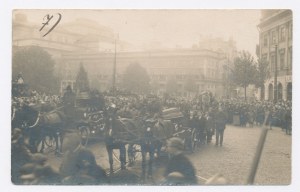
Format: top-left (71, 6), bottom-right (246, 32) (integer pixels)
top-left (75, 63), bottom-right (90, 92)
top-left (232, 51), bottom-right (257, 100)
top-left (12, 46), bottom-right (59, 94)
top-left (122, 63), bottom-right (150, 94)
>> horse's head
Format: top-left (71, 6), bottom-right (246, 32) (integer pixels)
top-left (19, 104), bottom-right (40, 129)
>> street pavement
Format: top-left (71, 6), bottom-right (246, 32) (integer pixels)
top-left (46, 124), bottom-right (291, 185)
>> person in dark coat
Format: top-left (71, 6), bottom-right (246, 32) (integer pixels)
top-left (284, 107), bottom-right (292, 135)
top-left (163, 137), bottom-right (197, 185)
top-left (205, 111), bottom-right (215, 143)
top-left (189, 111), bottom-right (200, 143)
top-left (62, 85), bottom-right (76, 123)
top-left (215, 106), bottom-right (227, 146)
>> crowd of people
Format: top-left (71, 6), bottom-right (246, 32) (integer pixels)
top-left (11, 85), bottom-right (292, 185)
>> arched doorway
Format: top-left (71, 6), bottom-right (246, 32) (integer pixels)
top-left (287, 82), bottom-right (292, 101)
top-left (268, 83), bottom-right (273, 101)
top-left (260, 84), bottom-right (265, 100)
top-left (277, 83), bottom-right (283, 101)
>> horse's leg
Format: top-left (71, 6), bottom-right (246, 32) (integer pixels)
top-left (54, 132), bottom-right (60, 155)
top-left (141, 145), bottom-right (147, 181)
top-left (106, 145), bottom-right (114, 174)
top-left (59, 131), bottom-right (64, 154)
top-left (148, 145), bottom-right (155, 179)
top-left (29, 136), bottom-right (37, 153)
top-left (156, 141), bottom-right (162, 159)
top-left (119, 144), bottom-right (126, 170)
top-left (127, 144), bottom-right (134, 166)
top-left (39, 137), bottom-right (45, 153)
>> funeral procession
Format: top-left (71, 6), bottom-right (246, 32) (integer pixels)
top-left (11, 10), bottom-right (292, 186)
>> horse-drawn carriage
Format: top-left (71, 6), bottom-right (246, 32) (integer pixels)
top-left (11, 89), bottom-right (106, 155)
top-left (163, 107), bottom-right (198, 152)
top-left (103, 105), bottom-right (176, 178)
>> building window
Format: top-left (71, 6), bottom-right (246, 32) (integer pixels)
top-left (176, 75), bottom-right (184, 80)
top-left (280, 52), bottom-right (285, 70)
top-left (158, 75), bottom-right (166, 81)
top-left (289, 23), bottom-right (293, 39)
top-left (280, 26), bottom-right (286, 41)
top-left (271, 30), bottom-right (277, 44)
top-left (263, 34), bottom-right (268, 47)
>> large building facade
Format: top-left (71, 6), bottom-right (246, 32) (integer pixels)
top-left (257, 10), bottom-right (292, 101)
top-left (13, 12), bottom-right (233, 98)
top-left (61, 49), bottom-right (226, 97)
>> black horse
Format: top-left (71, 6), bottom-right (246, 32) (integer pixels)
top-left (12, 104), bottom-right (65, 155)
top-left (104, 115), bottom-right (131, 174)
top-left (139, 119), bottom-right (173, 180)
top-left (104, 108), bottom-right (175, 180)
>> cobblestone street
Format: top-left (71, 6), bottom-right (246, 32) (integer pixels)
top-left (47, 124), bottom-right (291, 185)
top-left (189, 125), bottom-right (291, 185)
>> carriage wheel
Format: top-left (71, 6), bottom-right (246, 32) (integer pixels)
top-left (78, 125), bottom-right (90, 147)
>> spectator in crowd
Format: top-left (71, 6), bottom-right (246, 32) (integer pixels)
top-left (215, 106), bottom-right (227, 147)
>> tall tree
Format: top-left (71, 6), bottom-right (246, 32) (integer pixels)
top-left (255, 58), bottom-right (270, 98)
top-left (122, 63), bottom-right (150, 94)
top-left (232, 51), bottom-right (257, 100)
top-left (12, 46), bottom-right (59, 93)
top-left (75, 63), bottom-right (90, 92)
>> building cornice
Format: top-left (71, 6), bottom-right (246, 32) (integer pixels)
top-left (258, 10), bottom-right (292, 29)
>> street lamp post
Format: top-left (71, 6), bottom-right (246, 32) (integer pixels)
top-left (112, 33), bottom-right (119, 96)
top-left (274, 44), bottom-right (278, 103)
top-left (112, 38), bottom-right (116, 95)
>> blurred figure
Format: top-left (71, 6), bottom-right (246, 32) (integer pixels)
top-left (11, 128), bottom-right (32, 184)
top-left (162, 172), bottom-right (186, 186)
top-left (20, 153), bottom-right (61, 185)
top-left (59, 134), bottom-right (108, 185)
top-left (162, 137), bottom-right (197, 185)
top-left (205, 173), bottom-right (228, 185)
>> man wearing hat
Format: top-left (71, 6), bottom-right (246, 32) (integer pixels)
top-left (163, 137), bottom-right (197, 185)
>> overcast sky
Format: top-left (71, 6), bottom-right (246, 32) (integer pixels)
top-left (14, 9), bottom-right (261, 56)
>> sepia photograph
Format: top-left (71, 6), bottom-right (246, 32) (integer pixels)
top-left (10, 9), bottom-right (292, 187)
